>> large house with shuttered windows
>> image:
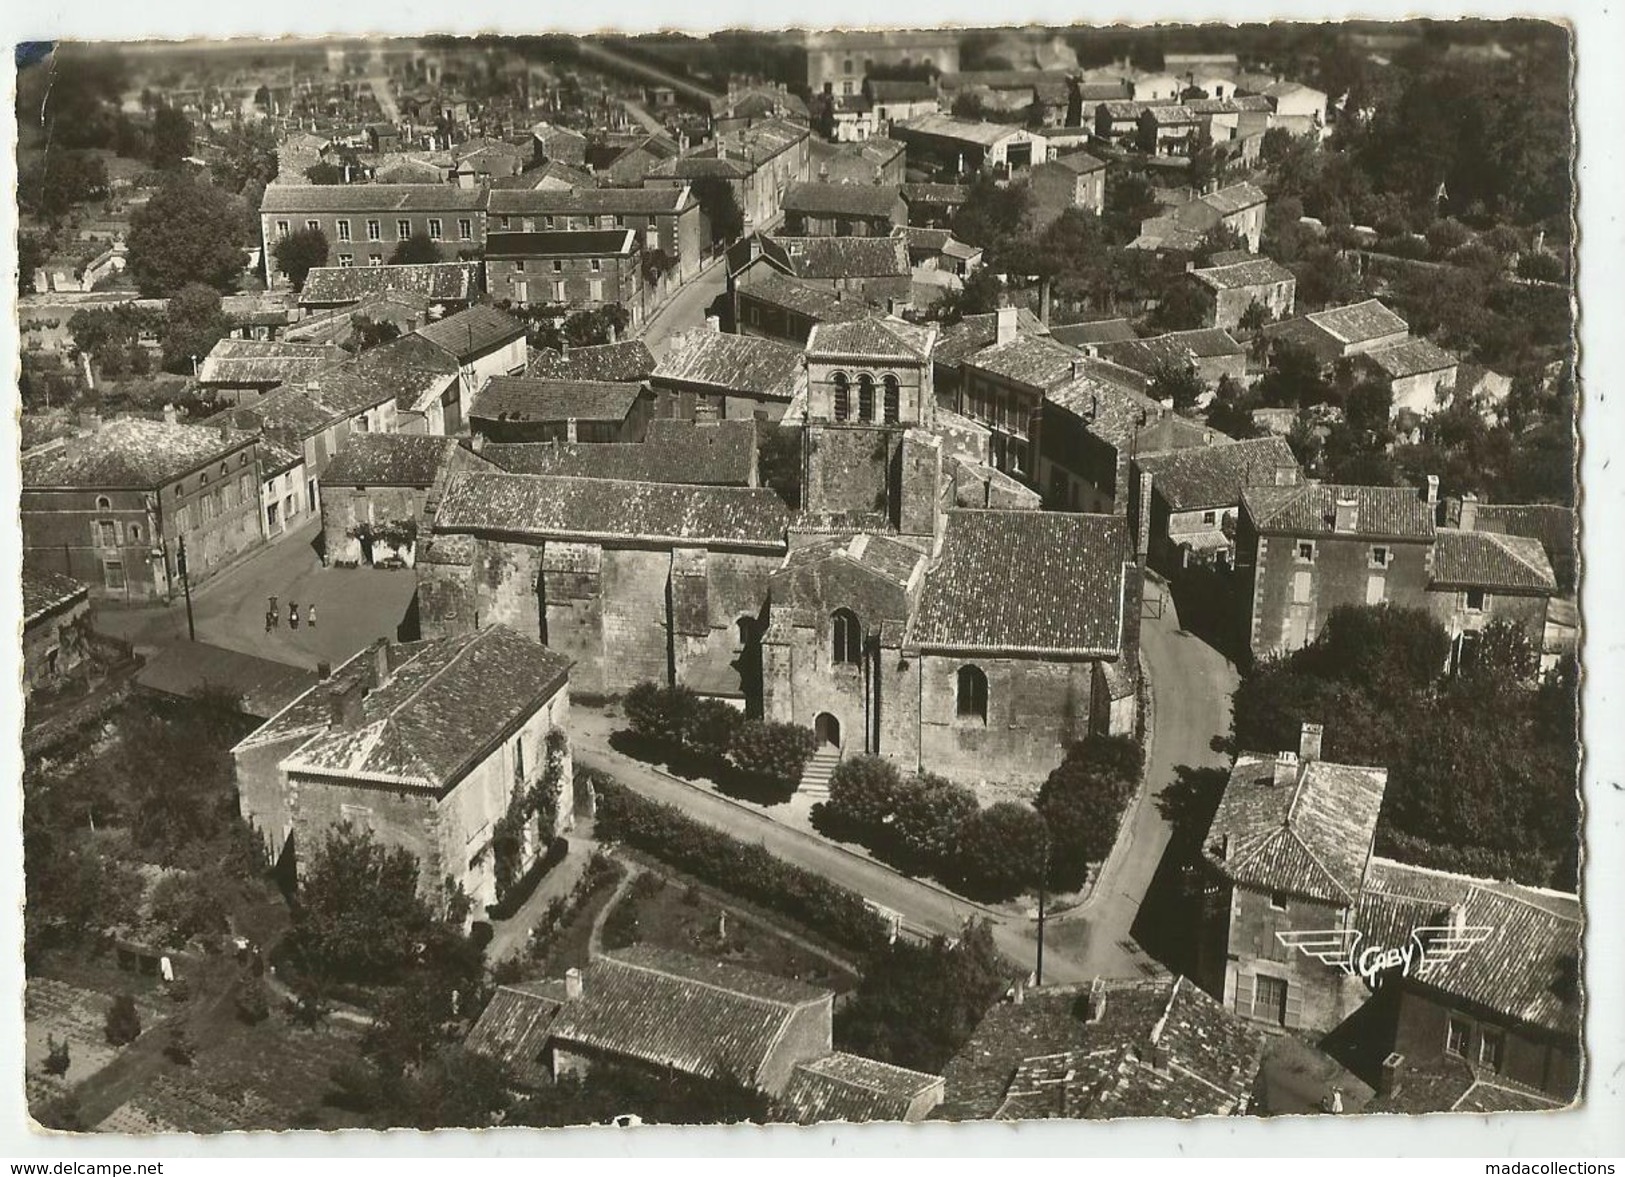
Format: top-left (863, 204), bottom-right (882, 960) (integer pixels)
top-left (259, 183), bottom-right (488, 285)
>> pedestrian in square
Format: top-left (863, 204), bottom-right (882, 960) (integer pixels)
top-left (268, 595), bottom-right (279, 627)
top-left (265, 609), bottom-right (274, 634)
top-left (289, 602), bottom-right (300, 630)
top-left (307, 602), bottom-right (317, 629)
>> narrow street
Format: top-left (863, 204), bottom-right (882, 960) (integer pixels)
top-left (636, 261), bottom-right (729, 361)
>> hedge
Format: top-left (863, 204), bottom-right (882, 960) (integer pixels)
top-left (592, 775), bottom-right (889, 954)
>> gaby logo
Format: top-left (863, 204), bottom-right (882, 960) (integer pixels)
top-left (1276, 924), bottom-right (1495, 988)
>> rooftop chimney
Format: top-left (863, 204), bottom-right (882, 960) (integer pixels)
top-left (328, 676), bottom-right (368, 729)
top-left (1299, 722), bottom-right (1323, 762)
top-left (1071, 358), bottom-right (1084, 382)
top-left (1424, 474), bottom-right (1440, 506)
top-left (1458, 492), bottom-right (1479, 533)
top-left (564, 966), bottom-right (583, 1000)
top-left (1377, 1052), bottom-right (1404, 1099)
top-left (995, 304), bottom-right (1019, 346)
top-left (1333, 496), bottom-right (1358, 534)
top-left (1273, 750), bottom-right (1300, 788)
top-left (1085, 976), bottom-right (1108, 1024)
top-left (371, 637), bottom-right (392, 690)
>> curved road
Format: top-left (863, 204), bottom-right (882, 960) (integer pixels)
top-left (573, 580), bottom-right (1239, 986)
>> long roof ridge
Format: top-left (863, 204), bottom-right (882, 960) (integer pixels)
top-left (606, 951), bottom-right (816, 1009)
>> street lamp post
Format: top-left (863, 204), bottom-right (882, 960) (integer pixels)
top-left (177, 536), bottom-right (196, 641)
top-left (1035, 830), bottom-right (1051, 988)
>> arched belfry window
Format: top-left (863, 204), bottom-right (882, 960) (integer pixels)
top-left (883, 374), bottom-right (901, 424)
top-left (832, 371), bottom-right (850, 421)
top-left (857, 373), bottom-right (876, 422)
top-left (831, 608), bottom-right (863, 666)
top-left (957, 664), bottom-right (989, 722)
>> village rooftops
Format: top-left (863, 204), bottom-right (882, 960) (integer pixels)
top-left (930, 308), bottom-right (1050, 371)
top-left (654, 332), bottom-right (807, 401)
top-left (1135, 436), bottom-right (1299, 512)
top-left (901, 182), bottom-right (969, 205)
top-left (471, 378), bottom-right (644, 425)
top-left (913, 509), bottom-right (1130, 657)
top-left (224, 386), bottom-right (343, 439)
top-left (1191, 257), bottom-right (1296, 291)
top-left (894, 112), bottom-right (1031, 148)
top-left (783, 1053), bottom-right (944, 1125)
top-left (1431, 529), bottom-right (1557, 593)
top-left (1145, 104), bottom-right (1200, 125)
top-left (487, 185), bottom-right (695, 216)
top-left (1305, 299), bottom-right (1409, 346)
top-left (484, 230), bottom-right (637, 259)
top-left (320, 434), bottom-right (461, 488)
top-left (1366, 1054), bottom-right (1567, 1115)
top-left (1045, 366), bottom-right (1178, 449)
top-left (765, 234), bottom-right (911, 280)
top-left (739, 273), bottom-right (877, 324)
top-left (1094, 328), bottom-right (1245, 376)
top-left (525, 340), bottom-right (657, 383)
top-left (1466, 503), bottom-right (1577, 593)
top-left (962, 333), bottom-right (1085, 390)
top-left (782, 181), bottom-right (903, 220)
top-left (1048, 318), bottom-right (1138, 348)
top-left (867, 79), bottom-right (938, 102)
top-left (1356, 856), bottom-right (1579, 1038)
top-left (251, 626), bottom-right (571, 792)
top-left (22, 568), bottom-right (89, 627)
top-left (1198, 181), bottom-right (1268, 216)
top-left (196, 339), bottom-right (345, 388)
top-left (476, 419), bottom-right (757, 488)
top-left (806, 315), bottom-right (935, 363)
top-left (261, 182), bottom-right (487, 213)
top-left (433, 471), bottom-right (790, 550)
top-left (300, 262), bottom-right (482, 307)
top-left (1051, 150), bottom-right (1108, 175)
top-left (412, 304), bottom-right (525, 360)
top-left (937, 976), bottom-right (1265, 1121)
top-left (1365, 338), bottom-right (1458, 380)
top-left (306, 334), bottom-right (461, 417)
top-left (22, 417), bottom-right (256, 491)
top-left (1203, 748), bottom-right (1388, 906)
top-left (1242, 481), bottom-right (1438, 541)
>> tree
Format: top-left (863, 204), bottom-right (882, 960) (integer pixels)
top-left (287, 823), bottom-right (442, 985)
top-left (1301, 604), bottom-right (1452, 698)
top-left (127, 176), bottom-right (249, 295)
top-left (728, 721), bottom-right (817, 790)
top-left (1191, 224), bottom-right (1247, 267)
top-left (1148, 358), bottom-right (1206, 412)
top-left (390, 235), bottom-right (444, 265)
top-left (1149, 282), bottom-right (1211, 332)
top-left (104, 994), bottom-right (142, 1046)
top-left (690, 175), bottom-right (744, 246)
top-left (150, 105), bottom-right (194, 170)
top-left (212, 119), bottom-right (278, 195)
top-left (824, 755), bottom-right (906, 835)
top-left (17, 150), bottom-right (110, 219)
top-left (1238, 300), bottom-right (1271, 335)
top-left (953, 802), bottom-right (1047, 901)
top-left (623, 682), bottom-right (698, 746)
top-left (929, 267), bottom-right (1005, 324)
top-left (951, 174), bottom-right (1032, 253)
top-left (891, 775), bottom-right (979, 870)
top-left (273, 227), bottom-right (330, 293)
top-left (1206, 374), bottom-right (1263, 440)
top-left (347, 315), bottom-right (402, 352)
top-left (688, 698), bottom-right (744, 763)
top-left (160, 283), bottom-right (233, 374)
top-left (148, 870), bottom-right (231, 946)
top-left (1037, 735), bottom-right (1143, 890)
top-left (1256, 340), bottom-right (1331, 409)
top-left (304, 161), bottom-right (346, 185)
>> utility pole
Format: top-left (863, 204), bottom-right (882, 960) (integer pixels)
top-left (1035, 832), bottom-right (1050, 987)
top-left (177, 536), bottom-right (196, 641)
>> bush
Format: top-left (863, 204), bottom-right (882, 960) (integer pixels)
top-left (728, 720), bottom-right (817, 790)
top-left (592, 775), bottom-right (888, 953)
top-left (825, 755), bottom-right (906, 834)
top-left (148, 871), bottom-right (231, 947)
top-left (163, 1026), bottom-right (196, 1066)
top-left (892, 775), bottom-right (979, 871)
top-left (623, 682), bottom-right (698, 747)
top-left (953, 803), bottom-right (1047, 901)
top-left (689, 699), bottom-right (744, 763)
top-left (104, 994), bottom-right (142, 1046)
top-left (1517, 252), bottom-right (1565, 282)
top-left (43, 1036), bottom-right (71, 1077)
top-left (235, 978), bottom-right (270, 1025)
top-left (1037, 734), bottom-right (1144, 891)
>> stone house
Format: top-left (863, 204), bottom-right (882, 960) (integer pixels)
top-left (1235, 481), bottom-right (1439, 659)
top-left (259, 183), bottom-right (487, 283)
top-left (801, 29), bottom-right (961, 96)
top-left (488, 185), bottom-right (704, 282)
top-left (1094, 328), bottom-right (1248, 393)
top-left (864, 79), bottom-right (940, 131)
top-left (304, 332), bottom-right (460, 438)
top-left (412, 305), bottom-right (530, 429)
top-left (1190, 257), bottom-right (1297, 331)
top-left (1428, 499), bottom-right (1558, 673)
top-left (22, 417), bottom-right (264, 602)
top-left (739, 233), bottom-right (914, 310)
top-left (930, 306), bottom-right (1050, 412)
top-left (1131, 435), bottom-right (1302, 572)
top-left (22, 569), bottom-right (93, 698)
top-left (651, 329), bottom-right (809, 424)
top-left (196, 339), bottom-right (345, 405)
top-left (1028, 152), bottom-right (1108, 228)
top-left (484, 230), bottom-right (644, 323)
top-left (643, 118), bottom-right (811, 234)
top-left (256, 438), bottom-right (311, 543)
top-left (469, 378), bottom-right (656, 444)
top-left (1264, 299), bottom-right (1409, 366)
top-left (1137, 104), bottom-right (1202, 155)
top-left (298, 262), bottom-right (483, 312)
top-left (1094, 101), bottom-right (1150, 145)
top-left (1197, 724), bottom-right (1387, 1033)
top-left (526, 340), bottom-right (657, 385)
top-left (475, 418), bottom-right (760, 489)
top-left (733, 271), bottom-right (877, 348)
top-left (780, 182), bottom-right (906, 238)
top-left (1361, 338), bottom-right (1460, 421)
top-left (900, 183), bottom-right (969, 229)
top-left (318, 433), bottom-right (478, 566)
top-left (231, 626), bottom-right (573, 910)
top-left (890, 113), bottom-right (1050, 175)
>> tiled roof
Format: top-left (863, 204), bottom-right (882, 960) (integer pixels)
top-left (261, 182), bottom-right (486, 213)
top-left (963, 333), bottom-right (1083, 390)
top-left (1366, 1054), bottom-right (1566, 1115)
top-left (372, 156), bottom-right (448, 184)
top-left (1431, 528), bottom-right (1556, 593)
top-left (1199, 181), bottom-right (1267, 215)
top-left (478, 419), bottom-right (757, 487)
top-left (1048, 319), bottom-right (1139, 347)
top-left (768, 234), bottom-right (911, 280)
top-left (135, 641), bottom-right (318, 721)
top-left (1095, 328), bottom-right (1244, 376)
top-left (22, 568), bottom-right (89, 626)
top-left (1365, 338), bottom-right (1458, 380)
top-left (1306, 299), bottom-right (1409, 345)
top-left (784, 1053), bottom-right (943, 1125)
top-left (647, 118), bottom-right (807, 178)
top-left (484, 229), bottom-right (635, 258)
top-left (471, 377), bottom-right (644, 424)
top-left (739, 273), bottom-right (875, 323)
top-left (1358, 857), bottom-right (1579, 1037)
top-left (913, 510), bottom-right (1129, 656)
top-left (229, 386), bottom-right (340, 438)
top-left (654, 332), bottom-right (806, 401)
top-left (525, 340), bottom-right (656, 383)
top-left (901, 183), bottom-right (969, 204)
top-left (783, 181), bottom-right (903, 220)
top-left (1469, 503), bottom-right (1577, 593)
top-left (1135, 436), bottom-right (1300, 511)
top-left (1145, 104), bottom-right (1200, 124)
top-left (1203, 751), bottom-right (1388, 905)
top-left (930, 308), bottom-right (1049, 370)
top-left (257, 437), bottom-right (303, 476)
top-left (22, 417), bottom-right (255, 490)
top-left (274, 626), bottom-right (571, 791)
top-left (413, 305), bottom-right (525, 359)
top-left (1045, 365), bottom-right (1170, 449)
top-left (1191, 257), bottom-right (1296, 291)
top-left (320, 434), bottom-right (459, 487)
top-left (487, 186), bottom-right (692, 216)
top-left (306, 333), bottom-right (461, 416)
top-left (1242, 482), bottom-right (1437, 541)
top-left (300, 262), bottom-right (481, 306)
top-left (546, 946), bottom-right (829, 1088)
top-left (806, 315), bottom-right (934, 362)
top-left (772, 533), bottom-right (926, 632)
top-left (463, 980), bottom-right (568, 1089)
top-left (895, 112), bottom-right (1027, 148)
top-left (434, 472), bottom-right (789, 549)
top-left (1052, 149), bottom-right (1108, 174)
top-left (938, 977), bottom-right (1264, 1121)
top-left (196, 339), bottom-right (344, 387)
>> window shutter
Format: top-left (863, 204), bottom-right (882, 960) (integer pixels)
top-left (1233, 972), bottom-right (1254, 1017)
top-left (1283, 984), bottom-right (1305, 1029)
